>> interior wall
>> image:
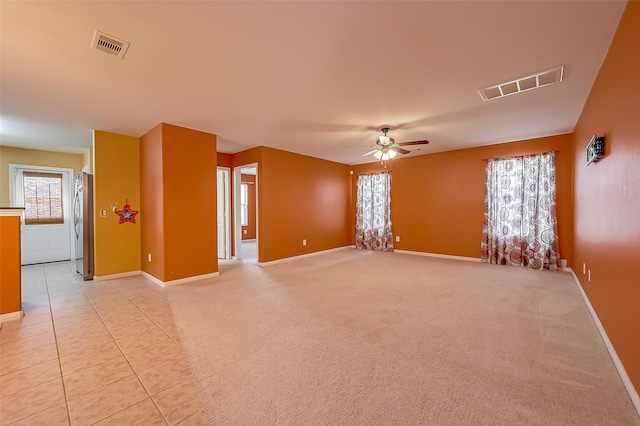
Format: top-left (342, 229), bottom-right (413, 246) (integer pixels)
top-left (241, 174), bottom-right (256, 240)
top-left (0, 215), bottom-right (22, 316)
top-left (160, 123), bottom-right (218, 281)
top-left (351, 134), bottom-right (574, 263)
top-left (217, 152), bottom-right (233, 168)
top-left (140, 124), bottom-right (165, 280)
top-left (0, 146), bottom-right (84, 206)
top-left (259, 147), bottom-right (351, 262)
top-left (93, 131), bottom-right (141, 276)
top-left (572, 0), bottom-right (640, 394)
top-left (82, 148), bottom-right (93, 174)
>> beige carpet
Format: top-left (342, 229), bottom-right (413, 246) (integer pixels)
top-left (165, 249), bottom-right (640, 425)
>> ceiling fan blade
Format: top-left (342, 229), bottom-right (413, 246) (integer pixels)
top-left (391, 146), bottom-right (410, 154)
top-left (398, 140), bottom-right (429, 146)
top-left (362, 149), bottom-right (378, 156)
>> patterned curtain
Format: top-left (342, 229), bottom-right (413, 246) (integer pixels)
top-left (356, 172), bottom-right (394, 252)
top-left (481, 152), bottom-right (560, 270)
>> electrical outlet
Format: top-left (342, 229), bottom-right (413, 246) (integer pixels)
top-left (583, 263), bottom-right (586, 274)
top-left (588, 270), bottom-right (591, 282)
top-left (243, 229), bottom-right (247, 234)
top-left (302, 239), bottom-right (306, 246)
top-left (396, 235), bottom-right (400, 242)
top-left (148, 253), bottom-right (152, 263)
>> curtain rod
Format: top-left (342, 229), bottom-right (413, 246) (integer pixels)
top-left (354, 171), bottom-right (392, 176)
top-left (481, 150), bottom-right (559, 162)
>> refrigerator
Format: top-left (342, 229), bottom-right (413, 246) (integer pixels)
top-left (74, 172), bottom-right (94, 280)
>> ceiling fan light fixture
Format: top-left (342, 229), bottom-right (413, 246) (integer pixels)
top-left (366, 127), bottom-right (429, 161)
top-left (377, 127), bottom-right (395, 146)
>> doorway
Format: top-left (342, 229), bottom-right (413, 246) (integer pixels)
top-left (9, 164), bottom-right (74, 265)
top-left (217, 167), bottom-right (231, 260)
top-left (234, 164), bottom-right (257, 262)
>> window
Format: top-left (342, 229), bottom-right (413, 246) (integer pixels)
top-left (240, 183), bottom-right (248, 226)
top-left (481, 151), bottom-right (559, 270)
top-left (355, 171), bottom-right (394, 251)
top-left (23, 171), bottom-right (64, 225)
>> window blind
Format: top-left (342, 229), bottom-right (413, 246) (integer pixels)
top-left (23, 171), bottom-right (64, 225)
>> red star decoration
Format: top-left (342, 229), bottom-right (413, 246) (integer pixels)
top-left (115, 200), bottom-right (139, 224)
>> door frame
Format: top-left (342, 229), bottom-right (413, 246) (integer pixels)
top-left (233, 163), bottom-right (258, 261)
top-left (9, 163), bottom-right (76, 261)
top-left (217, 167), bottom-right (231, 260)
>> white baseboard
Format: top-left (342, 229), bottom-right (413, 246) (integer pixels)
top-left (141, 271), bottom-right (220, 288)
top-left (569, 269), bottom-right (640, 416)
top-left (0, 310), bottom-right (23, 323)
top-left (394, 249), bottom-right (481, 263)
top-left (257, 246), bottom-right (351, 267)
top-left (94, 270), bottom-right (141, 281)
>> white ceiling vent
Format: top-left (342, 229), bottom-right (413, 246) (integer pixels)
top-left (479, 66), bottom-right (564, 101)
top-left (91, 30), bottom-right (130, 59)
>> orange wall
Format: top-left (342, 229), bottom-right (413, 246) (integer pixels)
top-left (217, 152), bottom-right (233, 168)
top-left (572, 1), bottom-right (640, 394)
top-left (0, 214), bottom-right (22, 316)
top-left (93, 131), bottom-right (141, 276)
top-left (140, 124), bottom-right (165, 280)
top-left (241, 174), bottom-right (256, 240)
top-left (351, 134), bottom-right (574, 263)
top-left (160, 124), bottom-right (218, 281)
top-left (141, 124), bottom-right (218, 282)
top-left (232, 147), bottom-right (262, 169)
top-left (259, 147), bottom-right (351, 262)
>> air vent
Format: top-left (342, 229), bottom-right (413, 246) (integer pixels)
top-left (91, 30), bottom-right (130, 59)
top-left (478, 66), bottom-right (564, 101)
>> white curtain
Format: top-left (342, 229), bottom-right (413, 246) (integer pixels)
top-left (481, 152), bottom-right (560, 270)
top-left (355, 172), bottom-right (394, 252)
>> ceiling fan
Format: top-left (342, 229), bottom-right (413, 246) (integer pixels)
top-left (363, 128), bottom-right (429, 160)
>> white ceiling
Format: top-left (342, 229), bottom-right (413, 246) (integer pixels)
top-left (0, 1), bottom-right (626, 165)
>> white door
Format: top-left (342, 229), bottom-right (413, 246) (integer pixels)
top-left (216, 168), bottom-right (229, 259)
top-left (10, 165), bottom-right (73, 265)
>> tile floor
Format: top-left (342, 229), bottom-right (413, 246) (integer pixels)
top-left (0, 261), bottom-right (208, 425)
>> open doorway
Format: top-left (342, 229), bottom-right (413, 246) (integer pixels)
top-left (234, 164), bottom-right (257, 262)
top-left (216, 167), bottom-right (231, 260)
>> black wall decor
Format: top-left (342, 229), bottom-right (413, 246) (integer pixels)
top-left (587, 134), bottom-right (605, 165)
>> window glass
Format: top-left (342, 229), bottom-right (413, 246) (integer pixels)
top-left (241, 183), bottom-right (248, 226)
top-left (23, 172), bottom-right (64, 225)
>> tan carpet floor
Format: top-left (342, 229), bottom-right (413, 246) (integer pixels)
top-left (165, 249), bottom-right (640, 425)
